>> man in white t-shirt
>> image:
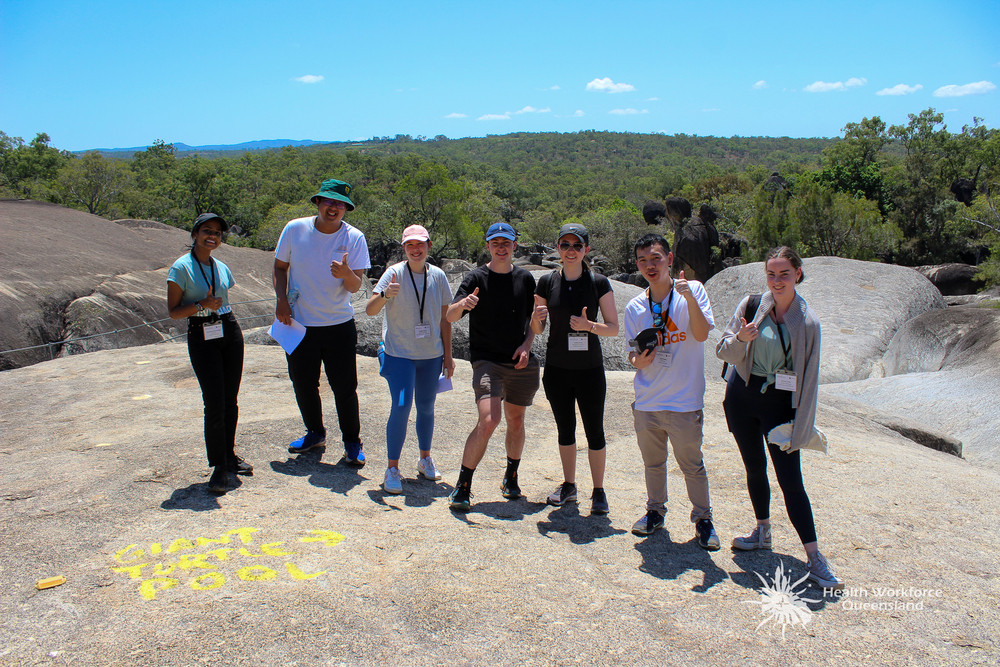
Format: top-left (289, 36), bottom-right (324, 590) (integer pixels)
top-left (623, 233), bottom-right (720, 550)
top-left (273, 178), bottom-right (371, 465)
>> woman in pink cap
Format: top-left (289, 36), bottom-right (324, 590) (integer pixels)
top-left (366, 225), bottom-right (455, 495)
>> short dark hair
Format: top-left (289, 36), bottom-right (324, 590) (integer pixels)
top-left (634, 233), bottom-right (670, 257)
top-left (765, 246), bottom-right (805, 283)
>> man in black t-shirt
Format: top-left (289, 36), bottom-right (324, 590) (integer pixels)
top-left (445, 222), bottom-right (539, 511)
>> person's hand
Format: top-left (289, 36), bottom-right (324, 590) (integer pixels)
top-left (383, 279), bottom-right (401, 298)
top-left (512, 343), bottom-right (530, 370)
top-left (569, 306), bottom-right (591, 332)
top-left (442, 356), bottom-right (455, 379)
top-left (631, 348), bottom-right (655, 370)
top-left (330, 253), bottom-right (352, 280)
top-left (462, 287), bottom-right (480, 311)
top-left (275, 297), bottom-right (292, 325)
top-left (736, 316), bottom-right (759, 343)
top-left (532, 294), bottom-right (548, 324)
top-left (201, 295), bottom-right (223, 311)
top-left (674, 270), bottom-right (694, 299)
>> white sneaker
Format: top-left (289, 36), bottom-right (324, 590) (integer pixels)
top-left (807, 551), bottom-right (844, 590)
top-left (731, 524), bottom-right (772, 551)
top-left (417, 456), bottom-right (441, 481)
top-left (382, 467), bottom-right (403, 494)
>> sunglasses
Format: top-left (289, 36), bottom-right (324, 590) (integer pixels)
top-left (651, 301), bottom-right (665, 329)
top-left (558, 242), bottom-right (584, 252)
top-left (319, 198), bottom-right (347, 209)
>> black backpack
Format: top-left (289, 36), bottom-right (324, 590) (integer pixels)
top-left (721, 293), bottom-right (761, 380)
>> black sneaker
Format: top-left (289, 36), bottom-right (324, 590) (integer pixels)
top-left (501, 476), bottom-right (522, 500)
top-left (546, 482), bottom-right (578, 507)
top-left (631, 510), bottom-right (664, 536)
top-left (230, 456), bottom-right (253, 476)
top-left (449, 485), bottom-right (472, 511)
top-left (590, 488), bottom-right (610, 515)
top-left (695, 518), bottom-right (721, 551)
top-left (207, 467), bottom-right (229, 495)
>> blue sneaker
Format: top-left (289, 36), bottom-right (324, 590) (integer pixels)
top-left (344, 442), bottom-right (366, 467)
top-left (288, 429), bottom-right (326, 454)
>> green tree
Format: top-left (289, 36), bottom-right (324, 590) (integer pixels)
top-left (58, 152), bottom-right (130, 216)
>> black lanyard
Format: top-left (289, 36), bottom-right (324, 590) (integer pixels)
top-left (775, 320), bottom-right (791, 361)
top-left (647, 285), bottom-right (674, 332)
top-left (193, 251), bottom-right (217, 296)
top-left (406, 263), bottom-right (428, 323)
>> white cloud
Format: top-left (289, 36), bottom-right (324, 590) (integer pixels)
top-left (513, 106), bottom-right (551, 114)
top-left (477, 113), bottom-right (511, 121)
top-left (647, 97), bottom-right (659, 101)
top-left (444, 113), bottom-right (467, 119)
top-left (876, 83), bottom-right (923, 96)
top-left (609, 108), bottom-right (648, 115)
top-left (804, 77), bottom-right (867, 93)
top-left (294, 75), bottom-right (323, 84)
top-left (933, 81), bottom-right (997, 97)
top-left (550, 85), bottom-right (561, 90)
top-left (571, 110), bottom-right (585, 117)
top-left (753, 80), bottom-right (767, 90)
top-left (702, 108), bottom-right (721, 112)
top-left (586, 77), bottom-right (635, 93)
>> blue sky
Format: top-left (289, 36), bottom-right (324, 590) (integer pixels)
top-left (2, 0), bottom-right (997, 151)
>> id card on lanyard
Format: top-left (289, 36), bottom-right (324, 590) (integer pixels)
top-left (774, 322), bottom-right (796, 391)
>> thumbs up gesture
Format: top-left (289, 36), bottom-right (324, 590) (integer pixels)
top-left (330, 253), bottom-right (351, 279)
top-left (737, 316), bottom-right (759, 343)
top-left (674, 269), bottom-right (692, 298)
top-left (570, 306), bottom-right (592, 332)
top-left (384, 277), bottom-right (401, 298)
top-left (532, 294), bottom-right (548, 324)
top-left (462, 286), bottom-right (480, 311)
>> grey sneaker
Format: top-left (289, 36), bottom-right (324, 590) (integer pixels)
top-left (732, 524), bottom-right (772, 551)
top-left (695, 519), bottom-right (721, 551)
top-left (590, 488), bottom-right (609, 515)
top-left (417, 455), bottom-right (441, 481)
top-left (631, 510), bottom-right (664, 536)
top-left (382, 467), bottom-right (403, 495)
top-left (807, 551), bottom-right (844, 590)
top-left (546, 482), bottom-right (578, 507)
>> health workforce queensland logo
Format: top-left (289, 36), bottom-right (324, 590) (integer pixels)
top-left (744, 561), bottom-right (821, 639)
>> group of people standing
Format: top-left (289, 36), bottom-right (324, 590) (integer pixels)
top-left (166, 177), bottom-right (843, 590)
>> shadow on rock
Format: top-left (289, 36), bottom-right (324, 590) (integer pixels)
top-left (536, 503), bottom-right (628, 544)
top-left (160, 482), bottom-right (225, 511)
top-left (634, 532), bottom-right (729, 592)
top-left (269, 448), bottom-right (366, 495)
top-left (365, 479), bottom-right (451, 509)
top-left (730, 551), bottom-right (835, 610)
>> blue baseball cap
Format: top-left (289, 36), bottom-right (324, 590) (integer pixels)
top-left (485, 222), bottom-right (518, 241)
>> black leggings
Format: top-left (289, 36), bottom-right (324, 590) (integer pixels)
top-left (723, 374), bottom-right (817, 545)
top-left (286, 320), bottom-right (361, 445)
top-left (541, 365), bottom-right (607, 450)
top-left (187, 314), bottom-right (244, 468)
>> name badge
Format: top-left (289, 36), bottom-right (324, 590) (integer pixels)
top-left (414, 324), bottom-right (432, 339)
top-left (567, 333), bottom-right (589, 351)
top-left (775, 371), bottom-right (797, 391)
top-left (655, 348), bottom-right (673, 368)
top-left (203, 322), bottom-right (224, 341)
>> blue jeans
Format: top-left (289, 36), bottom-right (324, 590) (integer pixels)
top-left (379, 351), bottom-right (442, 460)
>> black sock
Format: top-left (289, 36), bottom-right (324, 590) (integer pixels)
top-left (505, 457), bottom-right (520, 479)
top-left (457, 466), bottom-right (475, 488)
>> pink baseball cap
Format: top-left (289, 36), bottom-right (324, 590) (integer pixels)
top-left (401, 225), bottom-right (430, 243)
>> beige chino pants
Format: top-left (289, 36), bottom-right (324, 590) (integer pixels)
top-left (633, 407), bottom-right (713, 523)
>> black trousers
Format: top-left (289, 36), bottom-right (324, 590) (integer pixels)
top-left (187, 314), bottom-right (244, 469)
top-left (541, 365), bottom-right (607, 449)
top-left (286, 320), bottom-right (361, 445)
top-left (723, 373), bottom-right (817, 545)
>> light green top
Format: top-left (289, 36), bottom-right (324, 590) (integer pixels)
top-left (751, 314), bottom-right (792, 393)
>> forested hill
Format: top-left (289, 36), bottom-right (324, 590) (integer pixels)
top-left (3, 111), bottom-right (998, 286)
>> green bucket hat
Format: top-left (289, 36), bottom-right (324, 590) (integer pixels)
top-left (310, 178), bottom-right (356, 211)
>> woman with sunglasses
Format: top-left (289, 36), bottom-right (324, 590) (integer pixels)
top-left (167, 213), bottom-right (250, 495)
top-left (716, 246), bottom-right (843, 589)
top-left (530, 223), bottom-right (619, 514)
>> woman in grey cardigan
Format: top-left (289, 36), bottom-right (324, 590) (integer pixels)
top-left (716, 246), bottom-right (842, 590)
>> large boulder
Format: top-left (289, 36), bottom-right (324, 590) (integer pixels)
top-left (705, 257), bottom-right (945, 384)
top-left (0, 200), bottom-right (275, 368)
